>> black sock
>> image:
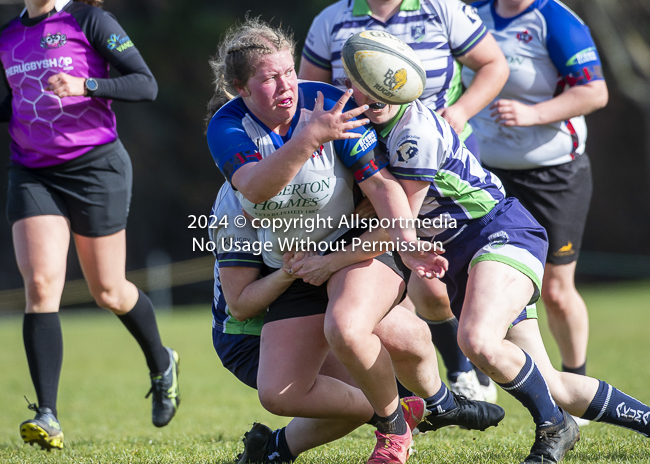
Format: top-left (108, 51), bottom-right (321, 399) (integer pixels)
top-left (117, 289), bottom-right (169, 374)
top-left (369, 405), bottom-right (408, 435)
top-left (562, 361), bottom-right (586, 376)
top-left (23, 313), bottom-right (63, 418)
top-left (266, 427), bottom-right (297, 463)
top-left (396, 379), bottom-right (413, 398)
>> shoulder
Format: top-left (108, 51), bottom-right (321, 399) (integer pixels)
top-left (312, 0), bottom-right (352, 23)
top-left (537, 0), bottom-right (586, 28)
top-left (64, 1), bottom-right (112, 23)
top-left (209, 98), bottom-right (248, 128)
top-left (298, 81), bottom-right (347, 111)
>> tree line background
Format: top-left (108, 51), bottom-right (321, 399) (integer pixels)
top-left (0, 0), bottom-right (649, 308)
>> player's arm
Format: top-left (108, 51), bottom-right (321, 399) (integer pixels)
top-left (230, 90), bottom-right (369, 204)
top-left (298, 57), bottom-right (333, 83)
top-left (491, 9), bottom-right (608, 127)
top-left (446, 33), bottom-right (509, 133)
top-left (490, 80), bottom-right (608, 127)
top-left (220, 265), bottom-right (296, 322)
top-left (46, 8), bottom-right (157, 101)
top-left (0, 71), bottom-right (11, 123)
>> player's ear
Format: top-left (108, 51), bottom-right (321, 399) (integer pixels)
top-left (234, 80), bottom-right (250, 97)
top-left (344, 78), bottom-right (352, 90)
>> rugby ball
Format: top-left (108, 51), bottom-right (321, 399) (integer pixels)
top-left (342, 31), bottom-right (425, 105)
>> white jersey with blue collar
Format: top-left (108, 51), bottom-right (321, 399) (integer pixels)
top-left (462, 0), bottom-right (604, 169)
top-left (303, 0), bottom-right (487, 112)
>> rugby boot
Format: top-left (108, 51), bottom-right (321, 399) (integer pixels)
top-left (145, 347), bottom-right (180, 427)
top-left (236, 423), bottom-right (273, 464)
top-left (449, 370), bottom-right (485, 401)
top-left (367, 428), bottom-right (412, 464)
top-left (19, 402), bottom-right (64, 451)
top-left (400, 396), bottom-right (428, 432)
top-left (521, 409), bottom-right (580, 463)
top-left (416, 393), bottom-right (505, 433)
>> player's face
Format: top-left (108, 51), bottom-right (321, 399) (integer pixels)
top-left (349, 82), bottom-right (399, 127)
top-left (239, 49), bottom-right (298, 133)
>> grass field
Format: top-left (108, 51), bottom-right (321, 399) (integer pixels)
top-left (1, 280), bottom-right (650, 463)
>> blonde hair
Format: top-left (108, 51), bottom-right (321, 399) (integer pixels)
top-left (206, 17), bottom-right (295, 122)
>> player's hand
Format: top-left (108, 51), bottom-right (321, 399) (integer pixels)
top-left (400, 247), bottom-right (449, 279)
top-left (490, 99), bottom-right (540, 127)
top-left (308, 90), bottom-right (370, 144)
top-left (290, 253), bottom-right (337, 286)
top-left (283, 250), bottom-right (318, 279)
top-left (438, 104), bottom-right (469, 136)
top-left (352, 196), bottom-right (377, 220)
top-left (46, 73), bottom-right (87, 98)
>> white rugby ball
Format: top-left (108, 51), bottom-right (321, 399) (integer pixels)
top-left (342, 31), bottom-right (425, 105)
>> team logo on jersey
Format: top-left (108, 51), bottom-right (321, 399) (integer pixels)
top-left (566, 47), bottom-right (598, 66)
top-left (40, 32), bottom-right (67, 49)
top-left (384, 68), bottom-right (407, 92)
top-left (396, 140), bottom-right (419, 163)
top-left (411, 25), bottom-right (426, 43)
top-left (312, 144), bottom-right (324, 158)
top-left (488, 231), bottom-right (509, 249)
top-left (462, 5), bottom-right (480, 23)
top-left (107, 34), bottom-right (134, 52)
top-left (516, 30), bottom-right (533, 43)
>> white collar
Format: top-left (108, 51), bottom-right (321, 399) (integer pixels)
top-left (21, 0), bottom-right (73, 18)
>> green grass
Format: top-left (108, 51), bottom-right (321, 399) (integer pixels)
top-left (1, 280), bottom-right (650, 463)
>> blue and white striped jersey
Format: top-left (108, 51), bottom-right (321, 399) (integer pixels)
top-left (208, 183), bottom-right (264, 336)
top-left (207, 82), bottom-right (383, 268)
top-left (377, 99), bottom-right (505, 243)
top-left (461, 0), bottom-right (604, 169)
top-left (302, 0), bottom-right (487, 112)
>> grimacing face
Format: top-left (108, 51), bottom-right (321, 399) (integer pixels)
top-left (237, 49), bottom-right (298, 132)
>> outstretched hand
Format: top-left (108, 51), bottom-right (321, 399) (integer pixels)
top-left (400, 247), bottom-right (449, 279)
top-left (307, 89), bottom-right (370, 144)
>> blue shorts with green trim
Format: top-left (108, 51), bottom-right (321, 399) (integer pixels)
top-left (436, 197), bottom-right (547, 323)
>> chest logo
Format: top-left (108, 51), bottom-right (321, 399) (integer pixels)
top-left (411, 25), bottom-right (425, 43)
top-left (516, 30), bottom-right (533, 44)
top-left (41, 32), bottom-right (67, 49)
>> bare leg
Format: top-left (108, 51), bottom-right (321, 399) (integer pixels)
top-left (74, 230), bottom-right (138, 314)
top-left (542, 262), bottom-right (589, 370)
top-left (14, 216), bottom-right (70, 315)
top-left (374, 305), bottom-right (442, 398)
top-left (324, 260), bottom-right (404, 417)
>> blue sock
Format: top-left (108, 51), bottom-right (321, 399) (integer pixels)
top-left (496, 351), bottom-right (564, 428)
top-left (267, 427), bottom-right (296, 463)
top-left (424, 382), bottom-right (457, 415)
top-left (423, 316), bottom-right (473, 382)
top-left (582, 380), bottom-right (650, 437)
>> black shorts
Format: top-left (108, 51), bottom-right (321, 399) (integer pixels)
top-left (485, 154), bottom-right (592, 265)
top-left (264, 228), bottom-right (408, 323)
top-left (6, 139), bottom-right (133, 237)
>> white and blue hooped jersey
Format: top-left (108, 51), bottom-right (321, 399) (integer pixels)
top-left (209, 183), bottom-right (264, 336)
top-left (303, 0), bottom-right (487, 112)
top-left (461, 0), bottom-right (604, 169)
top-left (207, 82), bottom-right (384, 268)
top-left (377, 99), bottom-right (505, 243)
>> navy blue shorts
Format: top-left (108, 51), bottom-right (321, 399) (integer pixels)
top-left (212, 328), bottom-right (260, 390)
top-left (436, 197), bottom-right (548, 322)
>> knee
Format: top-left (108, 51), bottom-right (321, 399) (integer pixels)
top-left (541, 276), bottom-right (575, 314)
top-left (324, 317), bottom-right (364, 355)
top-left (457, 328), bottom-right (499, 369)
top-left (257, 387), bottom-right (293, 417)
top-left (92, 288), bottom-right (123, 312)
top-left (415, 294), bottom-right (452, 321)
top-left (24, 274), bottom-right (60, 310)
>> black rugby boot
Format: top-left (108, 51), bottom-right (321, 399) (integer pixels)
top-left (521, 409), bottom-right (580, 463)
top-left (237, 423), bottom-right (273, 464)
top-left (416, 393), bottom-right (505, 433)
